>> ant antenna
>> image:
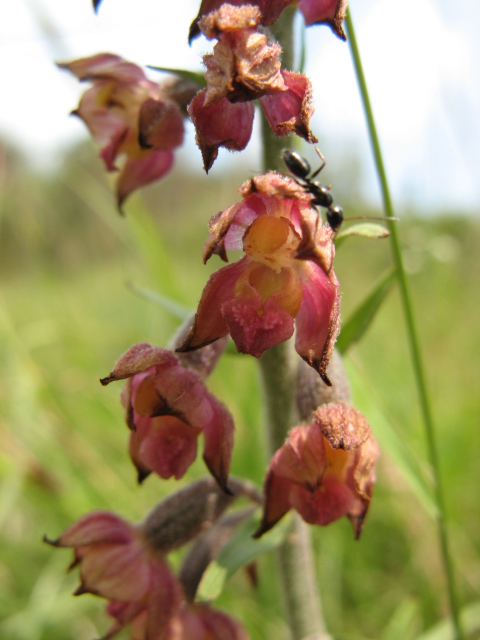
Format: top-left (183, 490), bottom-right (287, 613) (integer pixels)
top-left (282, 148), bottom-right (344, 232)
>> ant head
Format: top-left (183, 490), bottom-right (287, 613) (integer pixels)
top-left (282, 149), bottom-right (311, 180)
top-left (326, 206), bottom-right (344, 232)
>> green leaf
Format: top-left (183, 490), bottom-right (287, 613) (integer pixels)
top-left (344, 359), bottom-right (438, 519)
top-left (126, 282), bottom-right (191, 321)
top-left (336, 222), bottom-right (390, 247)
top-left (196, 511), bottom-right (292, 602)
top-left (336, 267), bottom-right (397, 354)
top-left (147, 66), bottom-right (206, 88)
top-left (415, 600), bottom-right (480, 640)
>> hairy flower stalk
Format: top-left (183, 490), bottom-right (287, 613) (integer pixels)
top-left (257, 8), bottom-right (331, 639)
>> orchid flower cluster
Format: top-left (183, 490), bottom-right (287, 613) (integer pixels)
top-left (48, 2), bottom-right (380, 639)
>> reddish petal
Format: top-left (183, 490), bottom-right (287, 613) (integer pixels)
top-left (58, 53), bottom-right (147, 84)
top-left (259, 70), bottom-right (316, 142)
top-left (100, 126), bottom-right (128, 171)
top-left (200, 397), bottom-right (234, 492)
top-left (104, 599), bottom-right (146, 639)
top-left (153, 365), bottom-right (235, 490)
top-left (73, 84), bottom-right (126, 147)
top-left (78, 539), bottom-right (152, 601)
top-left (138, 98), bottom-right (184, 151)
top-left (289, 476), bottom-right (355, 526)
top-left (145, 566), bottom-right (184, 640)
top-left (253, 472), bottom-right (292, 538)
top-left (177, 259), bottom-right (248, 352)
top-left (137, 416), bottom-right (200, 481)
top-left (129, 419), bottom-right (153, 484)
top-left (117, 150), bottom-right (174, 209)
top-left (188, 603), bottom-right (250, 640)
top-left (270, 424), bottom-right (326, 490)
top-left (49, 511), bottom-right (134, 547)
top-left (101, 343), bottom-right (177, 386)
top-left (222, 291), bottom-right (294, 358)
top-left (298, 0), bottom-right (347, 39)
top-left (189, 90), bottom-right (254, 172)
top-left (295, 261), bottom-right (339, 384)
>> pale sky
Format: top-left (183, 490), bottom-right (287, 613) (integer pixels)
top-left (1, 0), bottom-right (479, 212)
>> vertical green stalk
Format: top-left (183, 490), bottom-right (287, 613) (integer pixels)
top-left (345, 9), bottom-right (463, 639)
top-left (258, 8), bottom-right (331, 639)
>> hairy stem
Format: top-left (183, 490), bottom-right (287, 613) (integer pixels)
top-left (258, 8), bottom-right (331, 639)
top-left (345, 9), bottom-right (464, 639)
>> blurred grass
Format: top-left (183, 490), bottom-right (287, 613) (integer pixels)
top-left (0, 140), bottom-right (479, 639)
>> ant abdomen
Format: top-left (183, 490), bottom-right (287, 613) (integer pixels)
top-left (326, 206), bottom-right (344, 232)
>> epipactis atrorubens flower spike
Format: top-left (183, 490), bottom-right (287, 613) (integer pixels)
top-left (57, 53), bottom-right (198, 210)
top-left (176, 171), bottom-right (340, 385)
top-left (189, 0), bottom-right (348, 42)
top-left (188, 4), bottom-right (317, 172)
top-left (253, 402), bottom-right (379, 539)
top-left (100, 342), bottom-right (234, 492)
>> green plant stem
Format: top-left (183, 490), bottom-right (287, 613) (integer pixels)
top-left (345, 10), bottom-right (463, 639)
top-left (257, 8), bottom-right (331, 640)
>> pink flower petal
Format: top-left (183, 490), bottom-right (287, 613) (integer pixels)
top-left (73, 84), bottom-right (127, 147)
top-left (78, 540), bottom-right (152, 601)
top-left (58, 53), bottom-right (148, 84)
top-left (136, 416), bottom-right (199, 481)
top-left (51, 511), bottom-right (134, 547)
top-left (222, 291), bottom-right (295, 358)
top-left (253, 472), bottom-right (292, 538)
top-left (101, 344), bottom-right (177, 386)
top-left (177, 259), bottom-right (248, 352)
top-left (117, 150), bottom-right (174, 209)
top-left (295, 261), bottom-right (339, 384)
top-left (259, 70), bottom-right (316, 142)
top-left (298, 0), bottom-right (347, 39)
top-left (189, 90), bottom-right (254, 172)
top-left (138, 98), bottom-right (184, 151)
top-left (145, 566), bottom-right (184, 640)
top-left (289, 476), bottom-right (355, 525)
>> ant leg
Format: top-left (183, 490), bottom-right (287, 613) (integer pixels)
top-left (310, 147), bottom-right (326, 179)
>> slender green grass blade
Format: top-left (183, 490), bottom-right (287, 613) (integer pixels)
top-left (126, 282), bottom-right (190, 320)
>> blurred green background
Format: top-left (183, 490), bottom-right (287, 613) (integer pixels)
top-left (0, 137), bottom-right (479, 640)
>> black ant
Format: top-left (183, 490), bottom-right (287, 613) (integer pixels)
top-left (282, 148), bottom-right (397, 234)
top-left (283, 148), bottom-right (344, 232)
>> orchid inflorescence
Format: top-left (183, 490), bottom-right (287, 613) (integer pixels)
top-left (47, 2), bottom-right (381, 639)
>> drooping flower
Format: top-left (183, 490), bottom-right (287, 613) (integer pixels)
top-left (58, 53), bottom-right (196, 209)
top-left (100, 343), bottom-right (234, 491)
top-left (189, 0), bottom-right (348, 42)
top-left (254, 402), bottom-right (378, 539)
top-left (177, 171), bottom-right (340, 385)
top-left (44, 510), bottom-right (184, 639)
top-left (45, 480), bottom-right (251, 640)
top-left (188, 5), bottom-right (317, 171)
